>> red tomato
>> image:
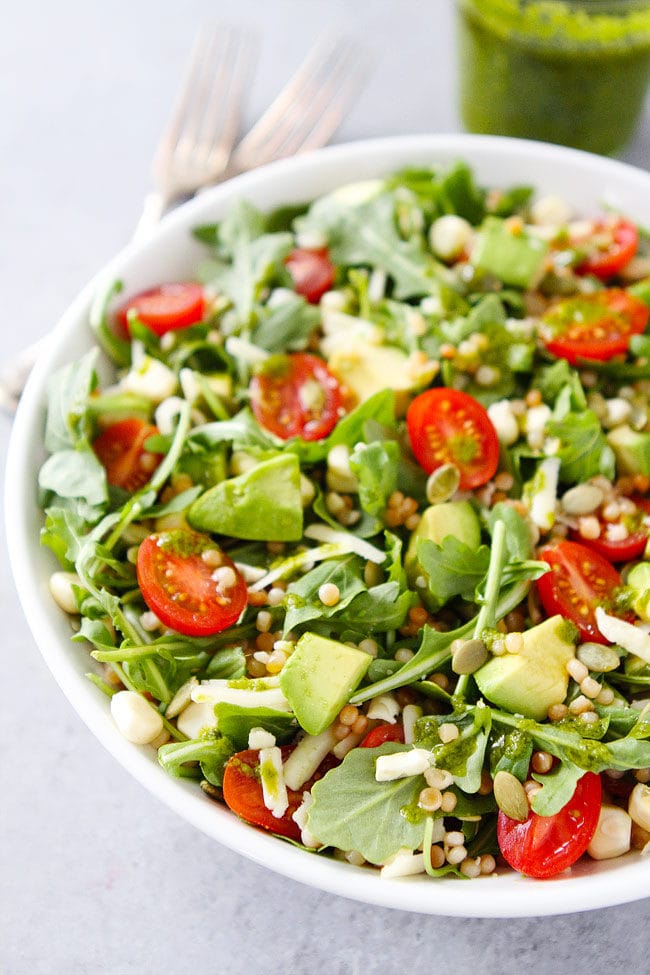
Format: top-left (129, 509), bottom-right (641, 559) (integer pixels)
top-left (497, 772), bottom-right (601, 879)
top-left (536, 540), bottom-right (628, 644)
top-left (360, 724), bottom-right (405, 748)
top-left (540, 289), bottom-right (648, 365)
top-left (116, 282), bottom-right (205, 336)
top-left (136, 530), bottom-right (247, 636)
top-left (406, 388), bottom-right (500, 490)
top-left (569, 518), bottom-right (648, 563)
top-left (575, 219), bottom-right (639, 280)
top-left (285, 248), bottom-right (335, 304)
top-left (249, 352), bottom-right (344, 441)
top-left (93, 418), bottom-right (162, 492)
top-left (222, 746), bottom-right (337, 840)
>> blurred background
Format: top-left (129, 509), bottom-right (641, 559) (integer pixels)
top-left (3, 2), bottom-right (650, 972)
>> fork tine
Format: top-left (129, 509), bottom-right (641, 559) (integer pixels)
top-left (229, 33), bottom-right (370, 174)
top-left (152, 24), bottom-right (255, 187)
top-left (196, 30), bottom-right (256, 164)
top-left (257, 41), bottom-right (370, 162)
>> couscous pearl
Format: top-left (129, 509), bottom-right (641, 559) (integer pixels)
top-left (440, 791), bottom-right (458, 813)
top-left (318, 583), bottom-right (340, 606)
top-left (446, 845), bottom-right (467, 865)
top-left (438, 723), bottom-right (460, 744)
top-left (339, 705), bottom-right (359, 726)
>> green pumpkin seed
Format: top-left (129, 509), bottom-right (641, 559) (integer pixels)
top-left (426, 464), bottom-right (460, 505)
top-left (493, 770), bottom-right (529, 822)
top-left (451, 638), bottom-right (488, 675)
top-left (576, 642), bottom-right (620, 673)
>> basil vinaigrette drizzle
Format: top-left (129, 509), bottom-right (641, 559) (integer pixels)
top-left (456, 0), bottom-right (650, 155)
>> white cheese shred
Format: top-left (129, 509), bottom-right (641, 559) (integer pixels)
top-left (595, 607), bottom-right (650, 664)
top-left (259, 745), bottom-right (289, 819)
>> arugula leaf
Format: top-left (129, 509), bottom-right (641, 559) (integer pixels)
top-left (323, 193), bottom-right (444, 299)
top-left (416, 536), bottom-right (490, 608)
top-left (415, 705), bottom-right (492, 794)
top-left (198, 199), bottom-right (293, 325)
top-left (213, 702), bottom-right (296, 749)
top-left (251, 296), bottom-right (319, 353)
top-left (349, 440), bottom-right (399, 522)
top-left (307, 742), bottom-right (427, 864)
top-left (531, 762), bottom-right (586, 816)
top-left (44, 351), bottom-right (99, 453)
top-left (158, 731), bottom-right (234, 787)
top-left (39, 449), bottom-right (108, 509)
top-left (546, 409), bottom-right (616, 483)
top-left (534, 359), bottom-right (587, 411)
top-left (283, 555), bottom-right (366, 633)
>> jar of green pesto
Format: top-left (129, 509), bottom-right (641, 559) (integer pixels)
top-left (456, 0), bottom-right (650, 156)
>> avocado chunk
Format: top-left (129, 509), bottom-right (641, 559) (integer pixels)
top-left (188, 453), bottom-right (303, 541)
top-left (279, 633), bottom-right (371, 735)
top-left (607, 425), bottom-right (650, 477)
top-left (474, 615), bottom-right (577, 721)
top-left (405, 501), bottom-right (481, 606)
top-left (627, 562), bottom-right (650, 623)
top-left (472, 217), bottom-right (548, 289)
top-left (327, 343), bottom-right (436, 417)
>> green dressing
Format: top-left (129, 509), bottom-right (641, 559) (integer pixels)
top-left (457, 0), bottom-right (650, 155)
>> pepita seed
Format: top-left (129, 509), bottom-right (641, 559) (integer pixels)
top-left (493, 770), bottom-right (529, 822)
top-left (560, 484), bottom-right (604, 516)
top-left (576, 642), bottom-right (620, 673)
top-left (426, 463), bottom-right (461, 505)
top-left (451, 638), bottom-right (488, 675)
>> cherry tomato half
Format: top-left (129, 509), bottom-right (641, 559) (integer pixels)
top-left (539, 289), bottom-right (648, 365)
top-left (536, 540), bottom-right (628, 644)
top-left (93, 418), bottom-right (162, 492)
top-left (570, 513), bottom-right (648, 563)
top-left (406, 387), bottom-right (500, 490)
top-left (136, 530), bottom-right (247, 636)
top-left (250, 352), bottom-right (344, 441)
top-left (497, 771), bottom-right (601, 879)
top-left (360, 724), bottom-right (405, 748)
top-left (222, 746), bottom-right (338, 840)
top-left (285, 247), bottom-right (335, 304)
top-left (116, 282), bottom-right (205, 336)
top-left (575, 218), bottom-right (639, 281)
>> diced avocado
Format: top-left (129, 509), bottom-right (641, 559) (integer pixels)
top-left (471, 217), bottom-right (549, 289)
top-left (188, 453), bottom-right (303, 541)
top-left (327, 343), bottom-right (436, 417)
top-left (279, 633), bottom-right (371, 735)
top-left (474, 615), bottom-right (577, 721)
top-left (607, 424), bottom-right (650, 477)
top-left (627, 562), bottom-right (650, 622)
top-left (405, 501), bottom-right (481, 598)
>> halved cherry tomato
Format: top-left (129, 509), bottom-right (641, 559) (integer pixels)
top-left (222, 746), bottom-right (338, 840)
top-left (93, 418), bottom-right (162, 492)
top-left (285, 247), bottom-right (335, 304)
top-left (360, 724), bottom-right (405, 748)
top-left (536, 540), bottom-right (628, 644)
top-left (136, 530), bottom-right (247, 636)
top-left (539, 289), bottom-right (648, 365)
top-left (570, 515), bottom-right (648, 563)
top-left (249, 352), bottom-right (344, 441)
top-left (497, 771), bottom-right (601, 879)
top-left (406, 387), bottom-right (500, 490)
top-left (116, 282), bottom-right (205, 336)
top-left (575, 218), bottom-right (639, 281)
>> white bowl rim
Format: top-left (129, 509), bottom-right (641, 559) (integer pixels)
top-left (7, 132), bottom-right (650, 917)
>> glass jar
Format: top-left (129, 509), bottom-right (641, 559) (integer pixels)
top-left (456, 0), bottom-right (650, 156)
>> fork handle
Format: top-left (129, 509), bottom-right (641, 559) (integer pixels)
top-left (131, 192), bottom-right (170, 244)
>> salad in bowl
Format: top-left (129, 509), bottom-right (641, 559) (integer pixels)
top-left (9, 136), bottom-right (650, 915)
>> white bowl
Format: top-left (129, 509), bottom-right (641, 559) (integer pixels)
top-left (7, 134), bottom-right (650, 917)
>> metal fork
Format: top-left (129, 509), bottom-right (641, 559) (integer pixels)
top-left (227, 32), bottom-right (370, 176)
top-left (132, 24), bottom-right (256, 242)
top-left (1, 30), bottom-right (370, 414)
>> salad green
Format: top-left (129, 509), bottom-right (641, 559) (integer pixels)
top-left (40, 160), bottom-right (650, 881)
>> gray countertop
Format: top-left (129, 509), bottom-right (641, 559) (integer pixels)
top-left (3, 2), bottom-right (650, 972)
